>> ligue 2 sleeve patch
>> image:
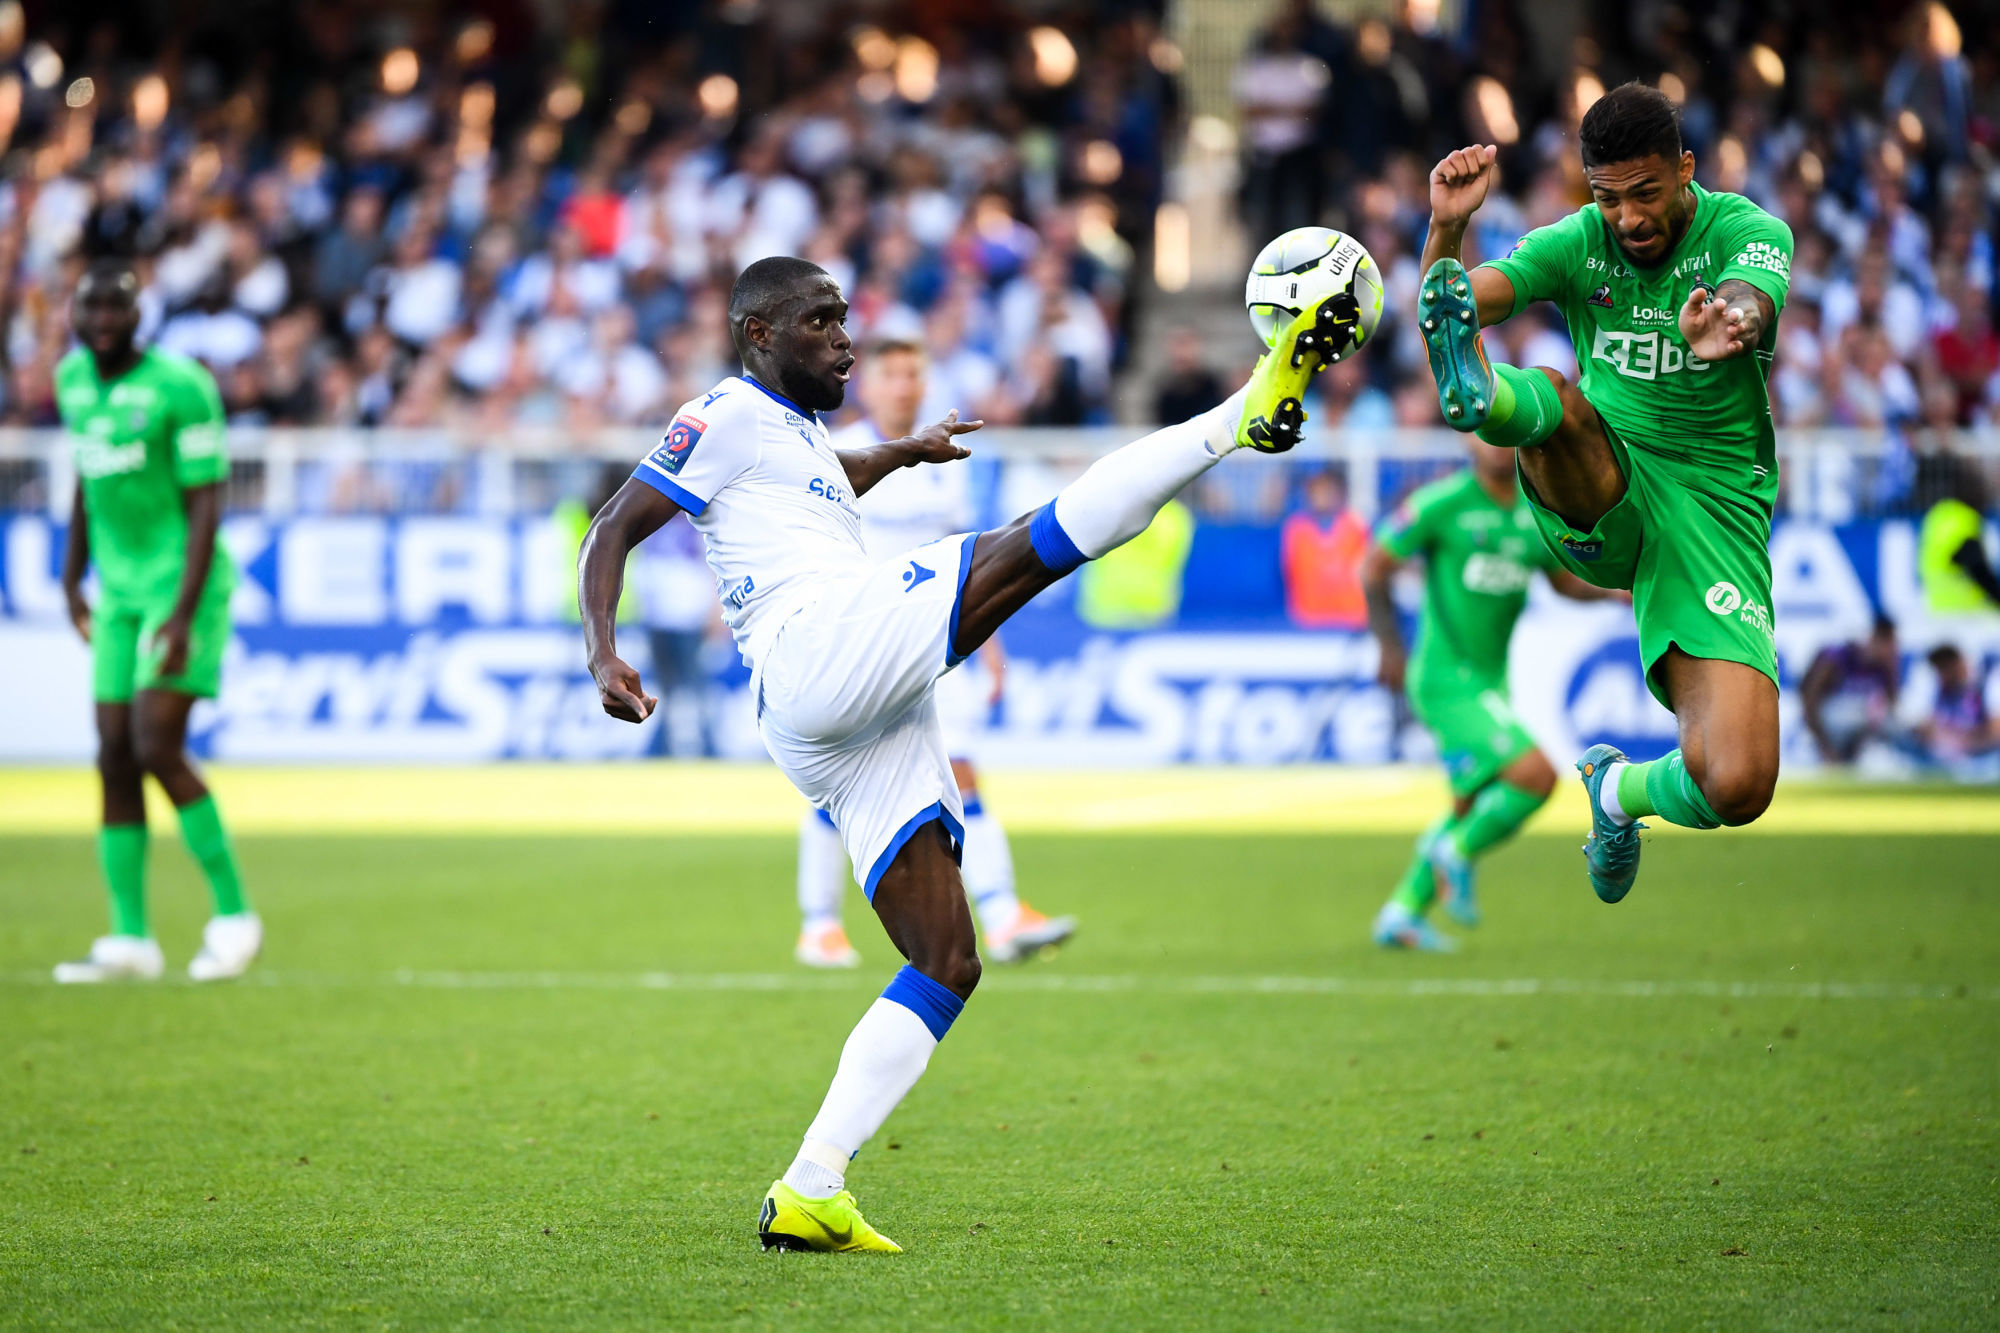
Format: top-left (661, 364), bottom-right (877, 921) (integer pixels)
top-left (649, 414), bottom-right (707, 475)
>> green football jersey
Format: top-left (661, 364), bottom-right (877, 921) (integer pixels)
top-left (1484, 183), bottom-right (1793, 508)
top-left (55, 346), bottom-right (235, 605)
top-left (1376, 468), bottom-right (1558, 697)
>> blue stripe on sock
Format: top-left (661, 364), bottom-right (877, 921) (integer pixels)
top-left (862, 803), bottom-right (965, 902)
top-left (1028, 502), bottom-right (1086, 576)
top-left (944, 531), bottom-right (982, 669)
top-left (960, 794), bottom-right (984, 818)
top-left (881, 964), bottom-right (964, 1040)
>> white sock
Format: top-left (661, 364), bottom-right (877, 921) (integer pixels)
top-left (961, 807), bottom-right (1020, 936)
top-left (796, 809), bottom-right (847, 933)
top-left (786, 991), bottom-right (948, 1194)
top-left (781, 1137), bottom-right (849, 1198)
top-left (1599, 762), bottom-right (1633, 826)
top-left (1047, 390), bottom-right (1244, 560)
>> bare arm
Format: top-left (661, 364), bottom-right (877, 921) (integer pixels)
top-left (1420, 144), bottom-right (1518, 328)
top-left (580, 478), bottom-right (681, 722)
top-left (1678, 279), bottom-right (1778, 363)
top-left (152, 481), bottom-right (224, 676)
top-left (1547, 570), bottom-right (1631, 604)
top-left (61, 480), bottom-right (92, 643)
top-left (836, 412), bottom-right (983, 498)
top-left (1361, 542), bottom-right (1408, 693)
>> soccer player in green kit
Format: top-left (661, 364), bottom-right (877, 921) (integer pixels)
top-left (52, 260), bottom-right (260, 983)
top-left (1364, 439), bottom-right (1628, 950)
top-left (1416, 82), bottom-right (1792, 903)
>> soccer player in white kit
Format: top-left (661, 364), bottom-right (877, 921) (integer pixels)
top-left (579, 256), bottom-right (1351, 1252)
top-left (795, 335), bottom-right (1077, 970)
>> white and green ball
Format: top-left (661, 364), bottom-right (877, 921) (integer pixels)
top-left (1243, 226), bottom-right (1384, 359)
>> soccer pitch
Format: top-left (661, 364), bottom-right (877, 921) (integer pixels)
top-left (2, 768), bottom-right (1996, 1327)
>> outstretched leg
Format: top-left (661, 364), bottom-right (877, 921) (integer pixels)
top-left (1419, 258), bottom-right (1626, 530)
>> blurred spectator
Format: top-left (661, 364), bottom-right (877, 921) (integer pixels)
top-left (1912, 645), bottom-right (1998, 771)
top-left (1281, 468), bottom-right (1369, 630)
top-left (1234, 1), bottom-right (1334, 240)
top-left (1918, 455), bottom-right (2000, 613)
top-left (1800, 614), bottom-right (1902, 765)
top-left (1153, 326), bottom-right (1225, 424)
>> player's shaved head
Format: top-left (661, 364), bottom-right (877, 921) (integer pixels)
top-left (73, 257), bottom-right (143, 369)
top-left (727, 255), bottom-right (854, 413)
top-left (728, 256), bottom-right (833, 359)
top-left (77, 258), bottom-right (141, 303)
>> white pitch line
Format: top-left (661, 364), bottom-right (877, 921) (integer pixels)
top-left (5, 969), bottom-right (1993, 1000)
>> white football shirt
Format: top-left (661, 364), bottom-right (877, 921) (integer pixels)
top-left (830, 418), bottom-right (973, 558)
top-left (632, 375), bottom-right (869, 670)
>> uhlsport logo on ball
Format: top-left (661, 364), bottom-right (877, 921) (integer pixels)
top-left (1243, 226), bottom-right (1385, 357)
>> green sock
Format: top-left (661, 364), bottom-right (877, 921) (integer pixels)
top-left (1476, 364), bottom-right (1562, 449)
top-left (1448, 781), bottom-right (1547, 859)
top-left (1614, 750), bottom-right (1721, 830)
top-left (97, 824), bottom-right (149, 937)
top-left (176, 794), bottom-right (250, 917)
top-left (1390, 816), bottom-right (1450, 913)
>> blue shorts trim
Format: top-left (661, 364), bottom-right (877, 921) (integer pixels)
top-left (814, 807), bottom-right (837, 830)
top-left (943, 531), bottom-right (981, 669)
top-left (862, 802), bottom-right (965, 902)
top-left (880, 964), bottom-right (964, 1040)
top-left (1028, 502), bottom-right (1086, 575)
top-left (631, 466), bottom-right (708, 516)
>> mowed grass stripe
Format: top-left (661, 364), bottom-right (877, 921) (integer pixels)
top-left (5, 967), bottom-right (1995, 1001)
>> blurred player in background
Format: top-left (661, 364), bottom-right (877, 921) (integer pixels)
top-left (1364, 439), bottom-right (1626, 951)
top-left (795, 337), bottom-right (1076, 969)
top-left (579, 256), bottom-right (1337, 1253)
top-left (1416, 83), bottom-right (1794, 905)
top-left (53, 260), bottom-right (260, 983)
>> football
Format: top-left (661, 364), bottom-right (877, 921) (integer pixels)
top-left (1243, 226), bottom-right (1385, 360)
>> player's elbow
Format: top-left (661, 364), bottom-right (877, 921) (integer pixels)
top-left (1695, 753), bottom-right (1776, 827)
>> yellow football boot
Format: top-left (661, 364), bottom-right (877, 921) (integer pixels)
top-left (757, 1181), bottom-right (902, 1254)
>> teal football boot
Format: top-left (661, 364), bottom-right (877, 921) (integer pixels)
top-left (1577, 743), bottom-right (1644, 903)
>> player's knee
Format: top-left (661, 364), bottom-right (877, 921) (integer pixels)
top-left (1533, 366), bottom-right (1571, 394)
top-left (926, 945), bottom-right (981, 1000)
top-left (130, 728), bottom-right (186, 781)
top-left (96, 737), bottom-right (140, 787)
top-left (1697, 755), bottom-right (1776, 826)
top-left (1506, 750), bottom-right (1559, 800)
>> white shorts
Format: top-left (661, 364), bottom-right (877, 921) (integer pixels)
top-left (931, 653), bottom-right (991, 761)
top-left (756, 533), bottom-right (980, 899)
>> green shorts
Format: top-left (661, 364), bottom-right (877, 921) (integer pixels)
top-left (1412, 684), bottom-right (1538, 799)
top-left (93, 584), bottom-right (232, 703)
top-left (1519, 426), bottom-right (1777, 709)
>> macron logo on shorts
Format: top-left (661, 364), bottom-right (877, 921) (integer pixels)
top-left (649, 414), bottom-right (707, 476)
top-left (1705, 581), bottom-right (1743, 615)
top-left (902, 560), bottom-right (935, 592)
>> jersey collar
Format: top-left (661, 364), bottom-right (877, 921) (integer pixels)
top-left (742, 374), bottom-right (819, 423)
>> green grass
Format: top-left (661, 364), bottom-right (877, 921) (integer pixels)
top-left (2, 828), bottom-right (1997, 1328)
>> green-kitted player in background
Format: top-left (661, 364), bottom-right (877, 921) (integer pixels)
top-left (1364, 440), bottom-right (1627, 950)
top-left (1416, 82), bottom-right (1793, 904)
top-left (53, 259), bottom-right (260, 983)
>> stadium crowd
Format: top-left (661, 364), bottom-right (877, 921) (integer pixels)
top-left (0, 3), bottom-right (1176, 435)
